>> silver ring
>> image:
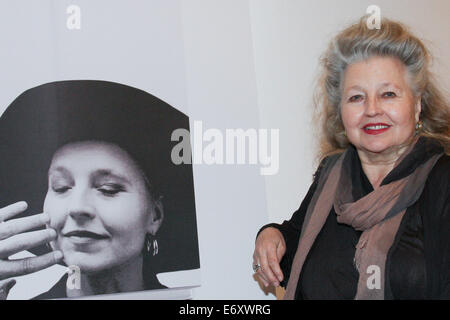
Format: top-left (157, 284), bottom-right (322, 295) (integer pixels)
top-left (252, 263), bottom-right (261, 273)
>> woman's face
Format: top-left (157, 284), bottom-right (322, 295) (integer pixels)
top-left (44, 141), bottom-right (162, 274)
top-left (340, 56), bottom-right (421, 158)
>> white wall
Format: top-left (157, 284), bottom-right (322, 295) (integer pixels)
top-left (249, 0), bottom-right (450, 225)
top-left (180, 0), bottom-right (271, 299)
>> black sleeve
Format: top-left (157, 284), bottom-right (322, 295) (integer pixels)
top-left (440, 193), bottom-right (450, 299)
top-left (256, 157), bottom-right (329, 287)
top-left (421, 155), bottom-right (450, 299)
top-left (436, 157), bottom-right (450, 299)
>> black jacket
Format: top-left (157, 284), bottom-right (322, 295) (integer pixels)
top-left (260, 138), bottom-right (449, 299)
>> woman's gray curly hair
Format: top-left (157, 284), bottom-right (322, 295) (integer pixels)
top-left (314, 16), bottom-right (450, 160)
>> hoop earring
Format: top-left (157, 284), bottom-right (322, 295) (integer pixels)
top-left (152, 239), bottom-right (158, 256)
top-left (146, 234), bottom-right (159, 256)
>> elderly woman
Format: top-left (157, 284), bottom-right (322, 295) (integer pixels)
top-left (0, 80), bottom-right (199, 299)
top-left (253, 17), bottom-right (449, 299)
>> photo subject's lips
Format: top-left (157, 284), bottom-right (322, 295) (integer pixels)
top-left (362, 123), bottom-right (391, 135)
top-left (63, 230), bottom-right (110, 244)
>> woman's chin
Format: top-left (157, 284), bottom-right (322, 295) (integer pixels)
top-left (62, 251), bottom-right (117, 274)
top-left (359, 139), bottom-right (414, 156)
top-left (362, 144), bottom-right (392, 154)
top-left (355, 137), bottom-right (398, 155)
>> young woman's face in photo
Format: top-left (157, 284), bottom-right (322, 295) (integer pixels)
top-left (43, 141), bottom-right (158, 274)
top-left (340, 56), bottom-right (421, 156)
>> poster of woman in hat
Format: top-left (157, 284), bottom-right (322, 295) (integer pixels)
top-left (0, 80), bottom-right (200, 299)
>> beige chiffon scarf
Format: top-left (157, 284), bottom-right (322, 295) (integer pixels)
top-left (284, 140), bottom-right (443, 300)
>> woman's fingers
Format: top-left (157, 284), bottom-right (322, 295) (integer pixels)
top-left (253, 254), bottom-right (269, 287)
top-left (268, 249), bottom-right (284, 284)
top-left (258, 243), bottom-right (282, 287)
top-left (254, 243), bottom-right (279, 287)
top-left (0, 202), bottom-right (28, 223)
top-left (0, 229), bottom-right (57, 259)
top-left (0, 279), bottom-right (16, 300)
top-left (0, 251), bottom-right (63, 280)
top-left (256, 267), bottom-right (269, 287)
top-left (254, 227), bottom-right (286, 288)
top-left (0, 213), bottom-right (50, 240)
top-left (275, 239), bottom-right (286, 281)
top-left (0, 202), bottom-right (60, 292)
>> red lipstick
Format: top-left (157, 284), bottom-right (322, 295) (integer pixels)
top-left (362, 123), bottom-right (391, 135)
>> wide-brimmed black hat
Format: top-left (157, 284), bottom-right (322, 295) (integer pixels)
top-left (0, 80), bottom-right (199, 274)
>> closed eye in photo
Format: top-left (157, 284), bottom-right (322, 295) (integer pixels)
top-left (96, 183), bottom-right (127, 196)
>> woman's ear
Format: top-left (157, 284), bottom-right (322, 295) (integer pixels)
top-left (414, 97), bottom-right (422, 123)
top-left (146, 197), bottom-right (164, 236)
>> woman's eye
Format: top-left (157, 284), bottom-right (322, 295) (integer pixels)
top-left (382, 91), bottom-right (397, 98)
top-left (97, 184), bottom-right (125, 196)
top-left (348, 95), bottom-right (363, 102)
top-left (53, 186), bottom-right (71, 194)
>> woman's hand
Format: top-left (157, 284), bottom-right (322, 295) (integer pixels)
top-left (253, 227), bottom-right (286, 288)
top-left (0, 201), bottom-right (63, 299)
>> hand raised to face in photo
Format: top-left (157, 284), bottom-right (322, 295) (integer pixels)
top-left (0, 201), bottom-right (63, 299)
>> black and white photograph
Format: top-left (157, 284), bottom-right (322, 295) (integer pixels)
top-left (0, 80), bottom-right (200, 299)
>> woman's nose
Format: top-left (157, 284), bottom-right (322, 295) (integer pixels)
top-left (365, 96), bottom-right (383, 117)
top-left (67, 188), bottom-right (96, 222)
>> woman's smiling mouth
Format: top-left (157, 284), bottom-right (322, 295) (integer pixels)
top-left (362, 123), bottom-right (391, 135)
top-left (63, 230), bottom-right (110, 244)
